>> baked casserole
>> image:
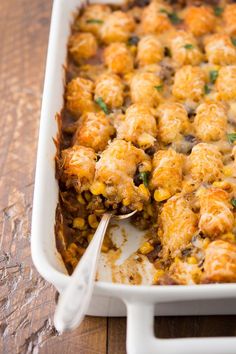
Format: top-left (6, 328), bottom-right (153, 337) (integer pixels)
top-left (55, 0), bottom-right (236, 285)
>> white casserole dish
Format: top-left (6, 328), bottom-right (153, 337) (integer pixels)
top-left (31, 1), bottom-right (236, 353)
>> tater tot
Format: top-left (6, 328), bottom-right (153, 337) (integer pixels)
top-left (170, 30), bottom-right (203, 67)
top-left (158, 195), bottom-right (198, 258)
top-left (101, 11), bottom-right (135, 44)
top-left (137, 35), bottom-right (164, 67)
top-left (202, 240), bottom-right (236, 283)
top-left (104, 43), bottom-right (134, 74)
top-left (186, 143), bottom-right (223, 183)
top-left (130, 72), bottom-right (162, 106)
top-left (223, 3), bottom-right (236, 37)
top-left (172, 65), bottom-right (205, 101)
top-left (150, 149), bottom-right (184, 197)
top-left (169, 259), bottom-right (202, 285)
top-left (60, 145), bottom-right (96, 192)
top-left (92, 140), bottom-right (151, 210)
top-left (140, 1), bottom-right (173, 35)
top-left (66, 77), bottom-right (95, 116)
top-left (116, 103), bottom-right (157, 148)
top-left (199, 188), bottom-right (234, 238)
top-left (216, 66), bottom-right (236, 100)
top-left (94, 73), bottom-right (124, 109)
top-left (68, 33), bottom-right (97, 63)
top-left (184, 6), bottom-right (216, 36)
top-left (194, 102), bottom-right (227, 142)
top-left (76, 4), bottom-right (111, 37)
top-left (204, 34), bottom-right (236, 65)
top-left (157, 102), bottom-right (189, 144)
top-left (73, 111), bottom-right (115, 152)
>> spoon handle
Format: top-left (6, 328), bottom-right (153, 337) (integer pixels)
top-left (54, 212), bottom-right (112, 333)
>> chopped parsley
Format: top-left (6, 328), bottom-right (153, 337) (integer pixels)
top-left (227, 133), bottom-right (236, 144)
top-left (231, 198), bottom-right (236, 208)
top-left (127, 36), bottom-right (140, 46)
top-left (209, 70), bottom-right (218, 84)
top-left (214, 6), bottom-right (224, 17)
top-left (184, 44), bottom-right (194, 49)
top-left (95, 97), bottom-right (110, 114)
top-left (138, 171), bottom-right (149, 187)
top-left (204, 84), bottom-right (211, 95)
top-left (159, 9), bottom-right (182, 24)
top-left (86, 19), bottom-right (104, 24)
top-left (231, 37), bottom-right (236, 47)
top-left (154, 85), bottom-right (163, 92)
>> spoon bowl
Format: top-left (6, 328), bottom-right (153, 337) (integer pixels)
top-left (54, 209), bottom-right (137, 333)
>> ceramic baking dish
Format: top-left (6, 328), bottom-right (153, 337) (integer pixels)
top-left (31, 0), bottom-right (236, 353)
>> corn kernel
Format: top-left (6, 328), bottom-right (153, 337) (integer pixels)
top-left (67, 243), bottom-right (79, 257)
top-left (94, 209), bottom-right (106, 215)
top-left (212, 180), bottom-right (232, 190)
top-left (101, 244), bottom-right (109, 253)
top-left (77, 194), bottom-right (86, 205)
top-left (124, 72), bottom-right (133, 82)
top-left (174, 257), bottom-right (180, 263)
top-left (88, 214), bottom-right (99, 229)
top-left (84, 191), bottom-right (92, 201)
top-left (139, 241), bottom-right (154, 255)
top-left (87, 234), bottom-right (94, 243)
top-left (122, 198), bottom-right (130, 206)
top-left (187, 256), bottom-right (197, 265)
top-left (154, 188), bottom-right (171, 202)
top-left (212, 181), bottom-right (225, 188)
top-left (73, 217), bottom-right (85, 229)
top-left (138, 184), bottom-right (150, 199)
top-left (153, 269), bottom-right (165, 283)
top-left (130, 45), bottom-right (137, 55)
top-left (223, 167), bottom-right (233, 177)
top-left (90, 181), bottom-right (106, 196)
top-left (147, 204), bottom-right (154, 216)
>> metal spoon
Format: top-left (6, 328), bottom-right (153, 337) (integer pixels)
top-left (54, 210), bottom-right (137, 333)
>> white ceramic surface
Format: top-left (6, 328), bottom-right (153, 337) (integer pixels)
top-left (31, 1), bottom-right (236, 353)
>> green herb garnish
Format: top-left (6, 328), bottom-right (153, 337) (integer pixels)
top-left (231, 37), bottom-right (236, 47)
top-left (95, 97), bottom-right (110, 114)
top-left (204, 84), bottom-right (211, 95)
top-left (154, 85), bottom-right (163, 92)
top-left (214, 6), bottom-right (223, 16)
top-left (209, 70), bottom-right (218, 84)
top-left (159, 9), bottom-right (182, 24)
top-left (231, 198), bottom-right (236, 208)
top-left (184, 44), bottom-right (194, 49)
top-left (159, 8), bottom-right (169, 14)
top-left (86, 19), bottom-right (104, 24)
top-left (138, 172), bottom-right (149, 187)
top-left (227, 133), bottom-right (236, 144)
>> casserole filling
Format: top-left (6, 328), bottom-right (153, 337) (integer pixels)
top-left (55, 0), bottom-right (236, 285)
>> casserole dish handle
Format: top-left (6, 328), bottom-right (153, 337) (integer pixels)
top-left (126, 301), bottom-right (236, 354)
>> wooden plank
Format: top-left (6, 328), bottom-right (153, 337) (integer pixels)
top-left (155, 316), bottom-right (236, 338)
top-left (107, 318), bottom-right (126, 354)
top-left (41, 316), bottom-right (107, 354)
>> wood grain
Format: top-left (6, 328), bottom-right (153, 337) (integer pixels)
top-left (0, 1), bottom-right (235, 353)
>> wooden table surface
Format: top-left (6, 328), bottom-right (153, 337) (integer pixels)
top-left (0, 0), bottom-right (236, 353)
